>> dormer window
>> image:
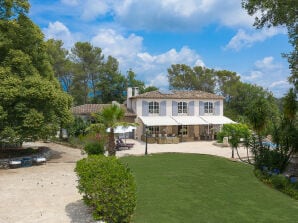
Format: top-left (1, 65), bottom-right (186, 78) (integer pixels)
top-left (178, 102), bottom-right (187, 115)
top-left (204, 102), bottom-right (213, 114)
top-left (149, 101), bottom-right (159, 114)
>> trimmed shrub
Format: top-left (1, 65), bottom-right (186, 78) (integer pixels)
top-left (75, 155), bottom-right (136, 223)
top-left (83, 141), bottom-right (105, 155)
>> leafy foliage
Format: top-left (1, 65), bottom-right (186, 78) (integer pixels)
top-left (45, 39), bottom-right (73, 92)
top-left (83, 141), bottom-right (105, 155)
top-left (90, 104), bottom-right (127, 156)
top-left (168, 64), bottom-right (217, 92)
top-left (254, 169), bottom-right (298, 200)
top-left (242, 0), bottom-right (298, 90)
top-left (217, 123), bottom-right (250, 146)
top-left (0, 2), bottom-right (73, 146)
top-left (75, 155), bottom-right (136, 223)
top-left (251, 140), bottom-right (289, 172)
top-left (225, 82), bottom-right (278, 125)
top-left (70, 42), bottom-right (104, 104)
top-left (66, 116), bottom-right (90, 138)
top-left (0, 0), bottom-right (30, 19)
top-left (97, 55), bottom-right (126, 103)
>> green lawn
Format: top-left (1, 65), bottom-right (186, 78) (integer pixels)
top-left (121, 153), bottom-right (298, 223)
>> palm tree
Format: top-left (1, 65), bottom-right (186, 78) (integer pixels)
top-left (90, 104), bottom-right (135, 156)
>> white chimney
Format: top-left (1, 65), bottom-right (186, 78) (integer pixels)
top-left (127, 87), bottom-right (133, 109)
top-left (134, 87), bottom-right (139, 96)
top-left (127, 87), bottom-right (133, 98)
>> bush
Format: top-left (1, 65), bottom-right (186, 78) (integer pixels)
top-left (271, 174), bottom-right (288, 190)
top-left (83, 141), bottom-right (105, 155)
top-left (254, 169), bottom-right (298, 200)
top-left (75, 155), bottom-right (137, 223)
top-left (253, 146), bottom-right (289, 172)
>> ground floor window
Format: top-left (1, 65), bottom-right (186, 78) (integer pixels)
top-left (148, 126), bottom-right (160, 136)
top-left (178, 125), bottom-right (188, 136)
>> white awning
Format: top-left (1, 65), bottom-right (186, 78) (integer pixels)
top-left (171, 116), bottom-right (208, 125)
top-left (107, 126), bottom-right (136, 133)
top-left (139, 116), bottom-right (178, 126)
top-left (200, 116), bottom-right (236, 125)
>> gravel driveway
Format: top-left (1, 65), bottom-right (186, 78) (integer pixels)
top-left (0, 142), bottom-right (96, 223)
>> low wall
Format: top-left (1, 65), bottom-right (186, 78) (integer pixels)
top-left (0, 147), bottom-right (52, 169)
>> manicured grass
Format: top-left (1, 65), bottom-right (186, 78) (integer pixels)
top-left (121, 153), bottom-right (298, 223)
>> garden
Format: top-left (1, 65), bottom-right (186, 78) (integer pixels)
top-left (121, 153), bottom-right (298, 223)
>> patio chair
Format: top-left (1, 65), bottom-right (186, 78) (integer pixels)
top-left (115, 140), bottom-right (134, 151)
top-left (119, 138), bottom-right (134, 147)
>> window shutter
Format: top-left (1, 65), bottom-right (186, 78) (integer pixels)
top-left (172, 101), bottom-right (178, 116)
top-left (199, 101), bottom-right (204, 116)
top-left (215, 101), bottom-right (220, 115)
top-left (142, 101), bottom-right (148, 116)
top-left (160, 101), bottom-right (166, 116)
top-left (188, 101), bottom-right (194, 116)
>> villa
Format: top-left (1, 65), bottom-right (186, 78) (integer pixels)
top-left (126, 87), bottom-right (235, 143)
top-left (72, 88), bottom-right (235, 143)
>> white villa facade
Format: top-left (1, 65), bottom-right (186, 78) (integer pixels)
top-left (126, 87), bottom-right (235, 143)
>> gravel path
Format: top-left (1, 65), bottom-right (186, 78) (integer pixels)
top-left (0, 142), bottom-right (96, 223)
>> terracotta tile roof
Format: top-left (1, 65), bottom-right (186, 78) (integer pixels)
top-left (71, 104), bottom-right (136, 117)
top-left (130, 90), bottom-right (224, 100)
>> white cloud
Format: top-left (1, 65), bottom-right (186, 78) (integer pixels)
top-left (149, 73), bottom-right (169, 88)
top-left (254, 56), bottom-right (282, 70)
top-left (270, 80), bottom-right (289, 88)
top-left (91, 29), bottom-right (205, 88)
top-left (57, 0), bottom-right (254, 30)
top-left (241, 56), bottom-right (291, 97)
top-left (91, 28), bottom-right (143, 61)
top-left (80, 0), bottom-right (110, 20)
top-left (137, 47), bottom-right (204, 66)
top-left (242, 70), bottom-right (263, 81)
top-left (114, 0), bottom-right (254, 31)
top-left (225, 27), bottom-right (287, 51)
top-left (43, 21), bottom-right (76, 49)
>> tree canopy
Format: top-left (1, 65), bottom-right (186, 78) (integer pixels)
top-left (0, 1), bottom-right (72, 146)
top-left (242, 0), bottom-right (298, 90)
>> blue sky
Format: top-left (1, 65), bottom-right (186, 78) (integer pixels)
top-left (29, 0), bottom-right (292, 98)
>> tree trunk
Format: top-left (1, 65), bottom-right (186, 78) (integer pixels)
top-left (108, 129), bottom-right (116, 156)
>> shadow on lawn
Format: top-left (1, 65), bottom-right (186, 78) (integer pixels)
top-left (65, 200), bottom-right (96, 223)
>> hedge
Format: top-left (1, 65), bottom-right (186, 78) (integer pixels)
top-left (75, 155), bottom-right (136, 222)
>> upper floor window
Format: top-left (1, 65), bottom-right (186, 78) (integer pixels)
top-left (149, 101), bottom-right (159, 114)
top-left (178, 102), bottom-right (188, 115)
top-left (204, 102), bottom-right (213, 114)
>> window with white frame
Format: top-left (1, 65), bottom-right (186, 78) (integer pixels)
top-left (148, 101), bottom-right (159, 114)
top-left (178, 102), bottom-right (188, 115)
top-left (204, 102), bottom-right (214, 114)
top-left (178, 125), bottom-right (188, 136)
top-left (148, 126), bottom-right (159, 135)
